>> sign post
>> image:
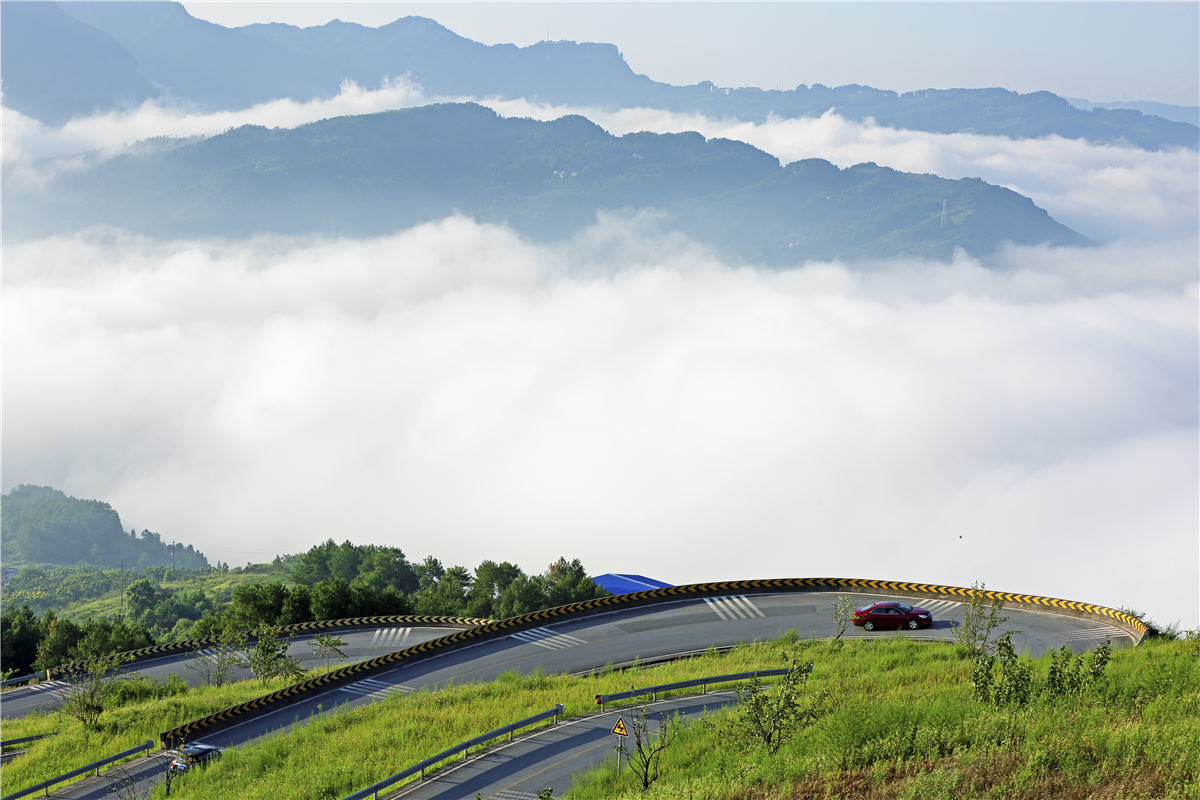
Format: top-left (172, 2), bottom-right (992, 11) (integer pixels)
top-left (611, 716), bottom-right (628, 774)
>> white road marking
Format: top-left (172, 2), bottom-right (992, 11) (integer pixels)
top-left (339, 677), bottom-right (414, 700)
top-left (1048, 625), bottom-right (1127, 643)
top-left (25, 680), bottom-right (69, 695)
top-left (704, 595), bottom-right (766, 621)
top-left (370, 627), bottom-right (412, 649)
top-left (509, 627), bottom-right (588, 651)
top-left (490, 791), bottom-right (538, 800)
top-left (916, 599), bottom-right (962, 616)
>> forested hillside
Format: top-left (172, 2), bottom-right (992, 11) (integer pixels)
top-left (7, 103), bottom-right (1089, 261)
top-left (1, 485), bottom-right (209, 570)
top-left (1, 525), bottom-right (607, 676)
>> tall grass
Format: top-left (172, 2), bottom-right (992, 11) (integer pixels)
top-left (0, 674), bottom-right (310, 794)
top-left (0, 642), bottom-right (785, 799)
top-left (567, 636), bottom-right (1200, 799)
top-left (4, 635), bottom-right (1195, 800)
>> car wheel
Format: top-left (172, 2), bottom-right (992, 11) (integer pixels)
top-left (863, 620), bottom-right (875, 631)
top-left (907, 619), bottom-right (919, 630)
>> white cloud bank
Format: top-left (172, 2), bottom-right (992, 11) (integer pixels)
top-left (1, 78), bottom-right (430, 165)
top-left (4, 219), bottom-right (1197, 628)
top-left (483, 98), bottom-right (1200, 245)
top-left (4, 81), bottom-right (1197, 629)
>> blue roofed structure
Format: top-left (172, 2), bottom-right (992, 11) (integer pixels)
top-left (592, 573), bottom-right (673, 595)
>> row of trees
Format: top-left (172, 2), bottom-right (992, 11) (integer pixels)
top-left (0, 606), bottom-right (155, 677)
top-left (0, 544), bottom-right (607, 676)
top-left (189, 551), bottom-right (607, 636)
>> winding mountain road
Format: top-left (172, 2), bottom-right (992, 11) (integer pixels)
top-left (0, 590), bottom-right (1132, 800)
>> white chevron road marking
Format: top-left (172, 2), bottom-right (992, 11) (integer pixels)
top-left (1048, 625), bottom-right (1127, 643)
top-left (917, 599), bottom-right (962, 617)
top-left (339, 677), bottom-right (414, 700)
top-left (370, 627), bottom-right (412, 649)
top-left (704, 595), bottom-right (766, 621)
top-left (509, 627), bottom-right (588, 651)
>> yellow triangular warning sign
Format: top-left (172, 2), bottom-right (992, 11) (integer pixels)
top-left (611, 717), bottom-right (628, 736)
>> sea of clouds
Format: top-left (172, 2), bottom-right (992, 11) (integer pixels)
top-left (3, 81), bottom-right (1197, 627)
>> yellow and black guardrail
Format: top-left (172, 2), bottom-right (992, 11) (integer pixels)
top-left (160, 578), bottom-right (1146, 747)
top-left (45, 615), bottom-right (491, 681)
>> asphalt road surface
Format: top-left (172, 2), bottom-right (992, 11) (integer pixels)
top-left (189, 591), bottom-right (1130, 752)
top-left (1, 591), bottom-right (1132, 798)
top-left (0, 626), bottom-right (464, 720)
top-left (387, 693), bottom-right (739, 799)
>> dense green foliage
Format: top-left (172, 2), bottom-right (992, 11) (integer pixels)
top-left (0, 605), bottom-right (155, 677)
top-left (190, 546), bottom-right (607, 636)
top-left (8, 103), bottom-right (1088, 262)
top-left (1, 485), bottom-right (209, 570)
top-left (1, 521), bottom-right (606, 675)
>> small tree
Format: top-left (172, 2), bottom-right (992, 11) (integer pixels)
top-left (832, 595), bottom-right (855, 641)
top-left (309, 633), bottom-right (348, 673)
top-left (624, 704), bottom-right (680, 792)
top-left (971, 631), bottom-right (1033, 705)
top-left (720, 651), bottom-right (830, 754)
top-left (246, 623), bottom-right (303, 685)
top-left (187, 626), bottom-right (245, 688)
top-left (55, 651), bottom-right (133, 730)
top-left (955, 581), bottom-right (1009, 658)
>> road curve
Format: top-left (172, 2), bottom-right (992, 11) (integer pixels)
top-left (163, 578), bottom-right (1143, 748)
top-left (1, 587), bottom-right (1133, 800)
top-left (190, 589), bottom-right (1131, 752)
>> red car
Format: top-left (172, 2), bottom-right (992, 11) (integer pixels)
top-left (852, 601), bottom-right (933, 631)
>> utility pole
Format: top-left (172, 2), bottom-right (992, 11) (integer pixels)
top-left (171, 542), bottom-right (176, 572)
top-left (118, 560), bottom-right (127, 619)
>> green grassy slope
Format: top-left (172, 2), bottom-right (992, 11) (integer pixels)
top-left (2, 635), bottom-right (1195, 799)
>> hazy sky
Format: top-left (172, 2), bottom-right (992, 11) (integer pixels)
top-left (182, 2), bottom-right (1200, 106)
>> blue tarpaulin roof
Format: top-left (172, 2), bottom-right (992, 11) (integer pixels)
top-left (592, 573), bottom-right (673, 595)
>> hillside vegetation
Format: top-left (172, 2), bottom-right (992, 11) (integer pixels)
top-left (1, 485), bottom-right (209, 571)
top-left (1, 634), bottom-right (1195, 799)
top-left (2, 495), bottom-right (607, 676)
top-left (7, 103), bottom-right (1089, 262)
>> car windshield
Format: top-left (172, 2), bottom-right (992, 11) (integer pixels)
top-left (897, 603), bottom-right (912, 612)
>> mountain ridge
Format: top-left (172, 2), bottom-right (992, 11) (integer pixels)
top-left (5, 102), bottom-right (1090, 262)
top-left (1, 1), bottom-right (1191, 151)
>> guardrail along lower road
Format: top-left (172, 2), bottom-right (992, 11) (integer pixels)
top-left (0, 740), bottom-right (154, 800)
top-left (384, 669), bottom-right (778, 799)
top-left (341, 705), bottom-right (564, 800)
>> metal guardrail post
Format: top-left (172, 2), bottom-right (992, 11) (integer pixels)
top-left (0, 733), bottom-right (60, 749)
top-left (0, 673), bottom-right (40, 688)
top-left (0, 740), bottom-right (154, 800)
top-left (594, 668), bottom-right (790, 708)
top-left (340, 705), bottom-right (564, 800)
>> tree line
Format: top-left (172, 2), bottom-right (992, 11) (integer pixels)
top-left (0, 540), bottom-right (606, 678)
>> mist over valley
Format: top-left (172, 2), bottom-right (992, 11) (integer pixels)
top-left (2, 1), bottom-right (1197, 629)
